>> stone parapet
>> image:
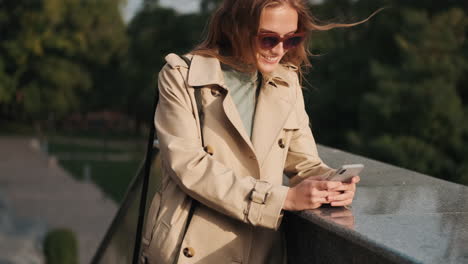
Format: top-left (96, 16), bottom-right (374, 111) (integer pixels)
top-left (285, 145), bottom-right (468, 264)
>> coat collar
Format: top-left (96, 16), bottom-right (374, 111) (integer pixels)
top-left (187, 54), bottom-right (226, 87)
top-left (187, 54), bottom-right (294, 89)
top-left (186, 54), bottom-right (298, 168)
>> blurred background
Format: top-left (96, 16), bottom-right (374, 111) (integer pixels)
top-left (0, 0), bottom-right (467, 263)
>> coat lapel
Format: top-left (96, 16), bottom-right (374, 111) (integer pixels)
top-left (252, 76), bottom-right (294, 167)
top-left (188, 54), bottom-right (255, 151)
top-left (222, 94), bottom-right (255, 150)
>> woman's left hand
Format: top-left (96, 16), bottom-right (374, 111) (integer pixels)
top-left (327, 176), bottom-right (360, 207)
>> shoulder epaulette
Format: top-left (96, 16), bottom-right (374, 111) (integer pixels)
top-left (164, 53), bottom-right (193, 69)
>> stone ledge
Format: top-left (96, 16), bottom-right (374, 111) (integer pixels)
top-left (284, 145), bottom-right (468, 264)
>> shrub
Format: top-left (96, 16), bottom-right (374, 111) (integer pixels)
top-left (43, 228), bottom-right (78, 264)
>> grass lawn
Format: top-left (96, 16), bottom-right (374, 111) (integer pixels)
top-left (47, 136), bottom-right (146, 204)
top-left (60, 159), bottom-right (142, 203)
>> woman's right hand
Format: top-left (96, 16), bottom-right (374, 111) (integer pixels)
top-left (282, 178), bottom-right (343, 211)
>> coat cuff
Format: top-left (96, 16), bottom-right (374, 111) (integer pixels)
top-left (246, 181), bottom-right (289, 230)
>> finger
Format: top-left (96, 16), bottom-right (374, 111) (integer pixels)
top-left (340, 175), bottom-right (361, 184)
top-left (311, 197), bottom-right (328, 204)
top-left (330, 183), bottom-right (356, 192)
top-left (351, 176), bottom-right (361, 184)
top-left (328, 191), bottom-right (354, 202)
top-left (331, 199), bottom-right (353, 207)
top-left (327, 191), bottom-right (342, 197)
top-left (310, 188), bottom-right (329, 198)
top-left (319, 181), bottom-right (342, 191)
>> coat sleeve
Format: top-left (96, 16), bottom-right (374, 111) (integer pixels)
top-left (155, 63), bottom-right (289, 230)
top-left (283, 74), bottom-right (336, 187)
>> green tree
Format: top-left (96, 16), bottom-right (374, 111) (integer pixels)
top-left (0, 0), bottom-right (127, 130)
top-left (305, 0), bottom-right (395, 148)
top-left (351, 8), bottom-right (468, 182)
top-left (124, 5), bottom-right (206, 131)
top-left (303, 1), bottom-right (468, 184)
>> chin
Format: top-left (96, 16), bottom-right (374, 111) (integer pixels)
top-left (258, 61), bottom-right (279, 74)
top-left (256, 53), bottom-right (284, 74)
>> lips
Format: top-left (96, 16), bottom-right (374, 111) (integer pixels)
top-left (260, 54), bottom-right (280, 64)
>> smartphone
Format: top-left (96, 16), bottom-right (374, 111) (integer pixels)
top-left (326, 164), bottom-right (364, 182)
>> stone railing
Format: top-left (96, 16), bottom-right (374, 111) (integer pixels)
top-left (284, 145), bottom-right (468, 264)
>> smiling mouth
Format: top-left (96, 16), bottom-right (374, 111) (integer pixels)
top-left (260, 54), bottom-right (280, 63)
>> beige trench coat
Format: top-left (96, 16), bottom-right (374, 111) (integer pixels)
top-left (141, 53), bottom-right (334, 264)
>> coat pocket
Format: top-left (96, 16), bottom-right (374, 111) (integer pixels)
top-left (150, 220), bottom-right (170, 251)
top-left (144, 220), bottom-right (172, 264)
top-left (141, 192), bottom-right (162, 260)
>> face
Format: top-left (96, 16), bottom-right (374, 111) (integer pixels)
top-left (256, 4), bottom-right (299, 74)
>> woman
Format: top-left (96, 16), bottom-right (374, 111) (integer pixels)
top-left (142, 0), bottom-right (366, 263)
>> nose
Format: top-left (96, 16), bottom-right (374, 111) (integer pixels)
top-left (271, 41), bottom-right (284, 55)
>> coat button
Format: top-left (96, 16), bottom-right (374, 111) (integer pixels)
top-left (204, 145), bottom-right (214, 155)
top-left (210, 88), bottom-right (221, 97)
top-left (278, 138), bottom-right (286, 149)
top-left (183, 247), bottom-right (195, 258)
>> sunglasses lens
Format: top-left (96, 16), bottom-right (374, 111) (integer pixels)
top-left (284, 36), bottom-right (304, 49)
top-left (260, 36), bottom-right (280, 49)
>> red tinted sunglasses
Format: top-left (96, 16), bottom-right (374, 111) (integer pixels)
top-left (257, 32), bottom-right (306, 50)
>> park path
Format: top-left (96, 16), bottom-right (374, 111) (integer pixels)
top-left (0, 136), bottom-right (118, 264)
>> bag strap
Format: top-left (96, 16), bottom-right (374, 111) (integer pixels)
top-left (133, 79), bottom-right (159, 264)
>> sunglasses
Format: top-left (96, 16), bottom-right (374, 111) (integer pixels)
top-left (257, 32), bottom-right (306, 50)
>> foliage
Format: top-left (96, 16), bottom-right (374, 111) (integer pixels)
top-left (355, 8), bottom-right (467, 179)
top-left (123, 5), bottom-right (206, 127)
top-left (0, 0), bottom-right (127, 127)
top-left (43, 228), bottom-right (78, 264)
top-left (305, 1), bottom-right (468, 185)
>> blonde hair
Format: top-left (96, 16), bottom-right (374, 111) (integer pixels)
top-left (192, 0), bottom-right (382, 75)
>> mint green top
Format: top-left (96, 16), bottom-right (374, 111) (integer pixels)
top-left (222, 65), bottom-right (259, 138)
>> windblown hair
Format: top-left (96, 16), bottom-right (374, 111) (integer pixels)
top-left (192, 0), bottom-right (381, 75)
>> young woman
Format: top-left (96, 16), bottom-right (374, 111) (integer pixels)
top-left (141, 0), bottom-right (367, 263)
